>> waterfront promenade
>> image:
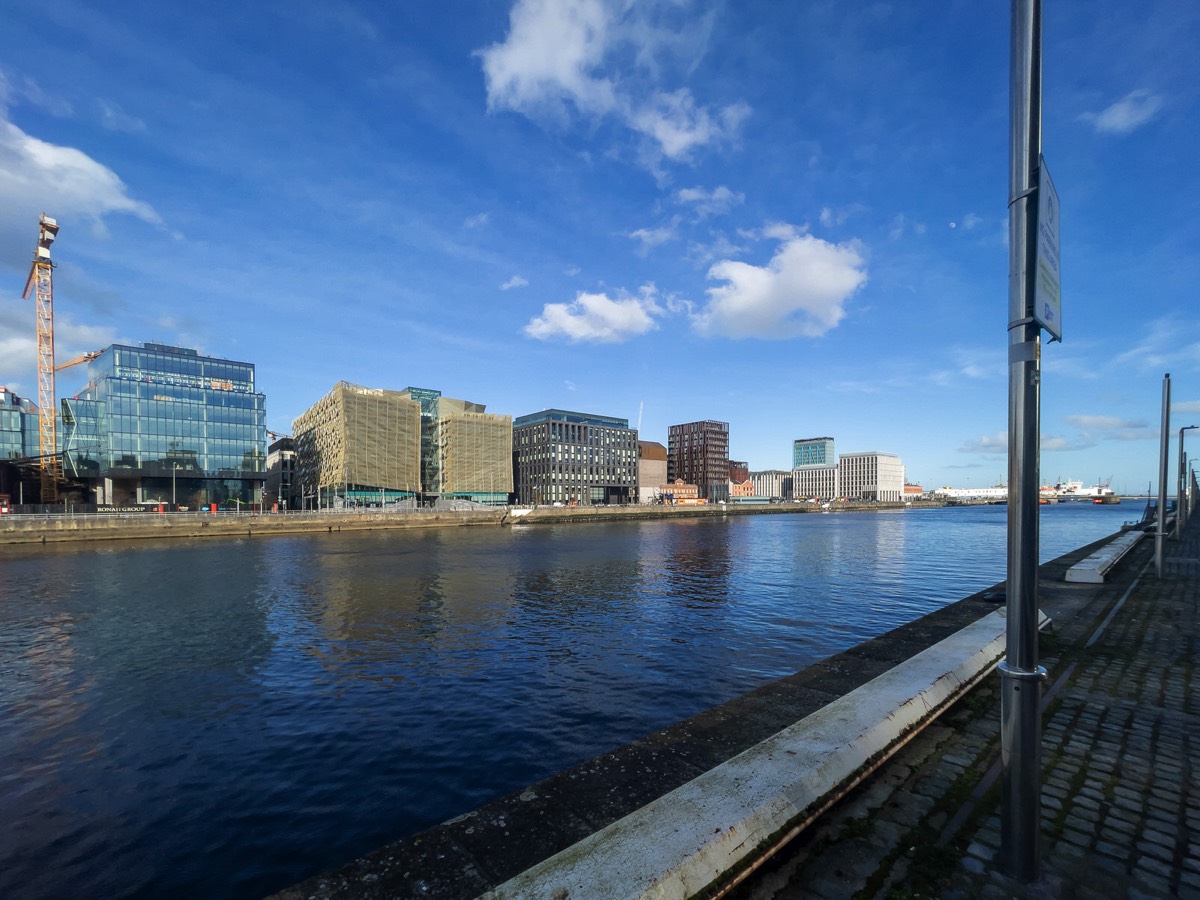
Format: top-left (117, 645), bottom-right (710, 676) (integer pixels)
top-left (736, 517), bottom-right (1199, 900)
top-left (273, 515), bottom-right (1196, 899)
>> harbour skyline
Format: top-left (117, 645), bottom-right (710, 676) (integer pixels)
top-left (2, 1), bottom-right (1198, 494)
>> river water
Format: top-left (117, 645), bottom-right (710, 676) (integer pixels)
top-left (0, 503), bottom-right (1133, 898)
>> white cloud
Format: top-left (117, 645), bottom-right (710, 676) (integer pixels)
top-left (959, 431), bottom-right (1007, 455)
top-left (819, 204), bottom-right (865, 229)
top-left (477, 0), bottom-right (618, 121)
top-left (1174, 400), bottom-right (1200, 415)
top-left (1065, 415), bottom-right (1144, 430)
top-left (692, 229), bottom-right (868, 339)
top-left (464, 212), bottom-right (490, 229)
top-left (500, 275), bottom-right (528, 290)
top-left (1060, 414), bottom-right (1156, 444)
top-left (1115, 317), bottom-right (1200, 372)
top-left (1081, 89), bottom-right (1163, 135)
top-left (676, 184), bottom-right (743, 219)
top-left (0, 112), bottom-right (162, 239)
top-left (963, 213), bottom-right (982, 230)
top-left (524, 284), bottom-right (662, 342)
top-left (96, 99), bottom-right (146, 134)
top-left (628, 89), bottom-right (749, 161)
top-left (628, 217), bottom-right (678, 254)
top-left (477, 0), bottom-right (749, 164)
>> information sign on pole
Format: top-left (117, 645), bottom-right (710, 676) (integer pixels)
top-left (1034, 155), bottom-right (1062, 341)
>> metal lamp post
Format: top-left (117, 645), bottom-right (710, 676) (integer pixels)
top-left (1178, 425), bottom-right (1198, 535)
top-left (172, 463), bottom-right (180, 509)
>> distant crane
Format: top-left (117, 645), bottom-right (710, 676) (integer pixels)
top-left (22, 214), bottom-right (60, 501)
top-left (54, 350), bottom-right (102, 373)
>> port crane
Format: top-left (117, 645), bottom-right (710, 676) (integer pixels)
top-left (22, 214), bottom-right (60, 501)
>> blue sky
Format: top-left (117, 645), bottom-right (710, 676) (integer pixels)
top-left (2, 0), bottom-right (1198, 494)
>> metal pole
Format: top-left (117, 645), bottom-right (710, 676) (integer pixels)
top-left (1156, 374), bottom-right (1171, 575)
top-left (1000, 0), bottom-right (1045, 883)
top-left (1177, 426), bottom-right (1197, 534)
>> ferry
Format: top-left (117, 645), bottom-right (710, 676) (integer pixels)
top-left (1052, 478), bottom-right (1119, 503)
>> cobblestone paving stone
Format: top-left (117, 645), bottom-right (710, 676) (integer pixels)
top-left (731, 518), bottom-right (1199, 900)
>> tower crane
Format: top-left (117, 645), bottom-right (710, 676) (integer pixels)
top-left (55, 350), bottom-right (102, 372)
top-left (22, 214), bottom-right (60, 502)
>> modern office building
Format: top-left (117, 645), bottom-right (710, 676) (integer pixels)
top-left (264, 435), bottom-right (295, 509)
top-left (293, 382), bottom-right (421, 508)
top-left (750, 469), bottom-right (793, 501)
top-left (792, 464), bottom-right (840, 501)
top-left (59, 343), bottom-right (266, 507)
top-left (435, 401), bottom-right (513, 504)
top-left (793, 437), bottom-right (835, 467)
top-left (293, 383), bottom-right (512, 508)
top-left (667, 420), bottom-right (730, 502)
top-left (637, 440), bottom-right (668, 503)
top-left (513, 409), bottom-right (637, 506)
top-left (838, 451), bottom-right (905, 502)
top-left (0, 387), bottom-right (37, 461)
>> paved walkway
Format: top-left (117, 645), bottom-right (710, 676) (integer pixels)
top-left (732, 517), bottom-right (1200, 900)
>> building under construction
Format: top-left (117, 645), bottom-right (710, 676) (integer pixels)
top-left (292, 382), bottom-right (512, 508)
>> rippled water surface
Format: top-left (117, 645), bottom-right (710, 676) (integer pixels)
top-left (0, 503), bottom-right (1132, 897)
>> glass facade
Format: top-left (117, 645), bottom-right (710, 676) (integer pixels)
top-left (513, 409), bottom-right (637, 506)
top-left (1, 388), bottom-right (37, 460)
top-left (62, 343), bottom-right (265, 506)
top-left (793, 437), bottom-right (835, 467)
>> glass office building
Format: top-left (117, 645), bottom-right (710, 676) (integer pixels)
top-left (793, 437), bottom-right (835, 467)
top-left (61, 343), bottom-right (266, 507)
top-left (1, 387), bottom-right (38, 461)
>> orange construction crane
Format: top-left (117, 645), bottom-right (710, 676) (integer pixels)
top-left (54, 350), bottom-right (102, 373)
top-left (22, 214), bottom-right (60, 502)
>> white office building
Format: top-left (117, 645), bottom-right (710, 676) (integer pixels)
top-left (749, 469), bottom-right (792, 500)
top-left (837, 451), bottom-right (905, 502)
top-left (792, 464), bottom-right (840, 501)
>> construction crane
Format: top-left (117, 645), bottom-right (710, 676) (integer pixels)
top-left (22, 214), bottom-right (60, 502)
top-left (54, 350), bottom-right (102, 372)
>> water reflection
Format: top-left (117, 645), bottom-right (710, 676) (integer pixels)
top-left (0, 504), bottom-right (1131, 899)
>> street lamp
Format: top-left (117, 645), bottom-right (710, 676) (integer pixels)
top-left (1179, 425), bottom-right (1198, 535)
top-left (172, 463), bottom-right (181, 510)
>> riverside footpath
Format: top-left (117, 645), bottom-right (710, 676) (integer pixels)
top-left (735, 517), bottom-right (1200, 900)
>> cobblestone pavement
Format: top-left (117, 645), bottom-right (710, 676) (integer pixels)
top-left (731, 518), bottom-right (1199, 900)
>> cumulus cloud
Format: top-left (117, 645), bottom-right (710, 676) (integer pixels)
top-left (676, 184), bottom-right (743, 219)
top-left (1080, 89), bottom-right (1163, 135)
top-left (628, 89), bottom-right (749, 161)
top-left (500, 275), bottom-right (528, 290)
top-left (477, 0), bottom-right (749, 164)
top-left (0, 110), bottom-right (162, 245)
top-left (692, 226), bottom-right (868, 339)
top-left (524, 284), bottom-right (662, 342)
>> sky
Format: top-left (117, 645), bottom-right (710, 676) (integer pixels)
top-left (2, 0), bottom-right (1199, 495)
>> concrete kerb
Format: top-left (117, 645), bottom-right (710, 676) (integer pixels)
top-left (481, 608), bottom-right (1047, 900)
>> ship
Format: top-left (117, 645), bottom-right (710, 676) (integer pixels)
top-left (1052, 477), bottom-right (1120, 503)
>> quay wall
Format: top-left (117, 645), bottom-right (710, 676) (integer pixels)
top-left (0, 500), bottom-right (944, 546)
